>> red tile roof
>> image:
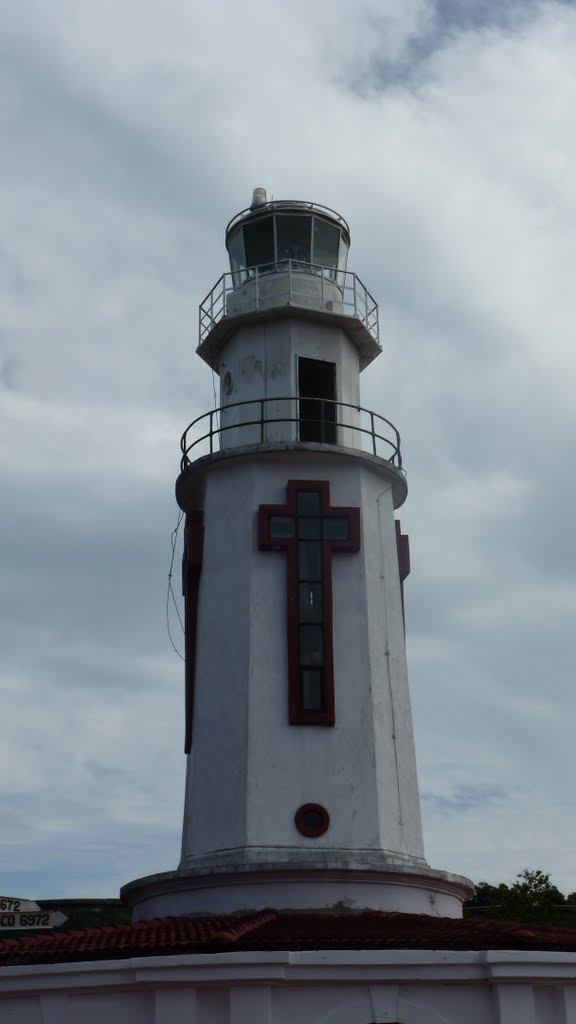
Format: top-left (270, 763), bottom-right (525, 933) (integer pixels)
top-left (0, 911), bottom-right (276, 965)
top-left (245, 911), bottom-right (576, 953)
top-left (2, 910), bottom-right (576, 965)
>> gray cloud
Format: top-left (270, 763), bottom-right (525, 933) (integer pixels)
top-left (350, 0), bottom-right (573, 91)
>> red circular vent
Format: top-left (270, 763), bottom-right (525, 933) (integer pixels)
top-left (295, 803), bottom-right (330, 838)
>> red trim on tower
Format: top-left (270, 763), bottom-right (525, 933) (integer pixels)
top-left (259, 480), bottom-right (360, 727)
top-left (395, 519), bottom-right (410, 631)
top-left (183, 511), bottom-right (204, 754)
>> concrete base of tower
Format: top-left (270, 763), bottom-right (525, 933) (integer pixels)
top-left (122, 853), bottom-right (473, 921)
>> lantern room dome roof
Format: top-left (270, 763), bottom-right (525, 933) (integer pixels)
top-left (225, 199), bottom-right (351, 249)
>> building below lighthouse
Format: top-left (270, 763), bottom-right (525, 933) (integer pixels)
top-left (2, 191), bottom-right (576, 1023)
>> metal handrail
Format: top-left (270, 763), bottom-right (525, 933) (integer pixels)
top-left (198, 259), bottom-right (379, 348)
top-left (180, 396), bottom-right (402, 471)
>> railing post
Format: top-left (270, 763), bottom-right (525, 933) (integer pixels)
top-left (370, 411), bottom-right (376, 456)
top-left (321, 268), bottom-right (325, 310)
top-left (353, 273), bottom-right (357, 318)
top-left (255, 266), bottom-right (260, 310)
top-left (288, 259), bottom-right (293, 304)
top-left (260, 398), bottom-right (265, 443)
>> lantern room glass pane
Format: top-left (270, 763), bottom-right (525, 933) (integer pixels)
top-left (313, 218), bottom-right (340, 276)
top-left (227, 228), bottom-right (246, 280)
top-left (243, 217), bottom-right (274, 269)
top-left (276, 215), bottom-right (311, 264)
top-left (337, 234), bottom-right (349, 286)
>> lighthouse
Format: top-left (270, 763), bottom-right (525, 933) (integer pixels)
top-left (123, 191), bottom-right (471, 920)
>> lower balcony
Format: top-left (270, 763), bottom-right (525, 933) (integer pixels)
top-left (180, 397), bottom-right (402, 470)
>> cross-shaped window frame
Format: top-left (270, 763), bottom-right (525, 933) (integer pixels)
top-left (259, 479), bottom-right (361, 725)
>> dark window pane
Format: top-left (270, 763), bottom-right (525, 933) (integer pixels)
top-left (297, 491), bottom-right (321, 515)
top-left (298, 517), bottom-right (321, 540)
top-left (299, 399), bottom-right (337, 444)
top-left (269, 515), bottom-right (295, 539)
top-left (298, 542), bottom-right (322, 580)
top-left (299, 582), bottom-right (323, 622)
top-left (300, 624), bottom-right (324, 666)
top-left (300, 669), bottom-right (325, 711)
top-left (276, 215), bottom-right (311, 263)
top-left (298, 359), bottom-right (337, 445)
top-left (323, 517), bottom-right (350, 541)
top-left (313, 218), bottom-right (340, 270)
top-left (302, 807), bottom-right (324, 830)
top-left (243, 217), bottom-right (274, 269)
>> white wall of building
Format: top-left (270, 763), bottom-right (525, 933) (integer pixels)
top-left (2, 949), bottom-right (576, 1023)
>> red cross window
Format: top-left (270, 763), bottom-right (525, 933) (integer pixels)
top-left (259, 480), bottom-right (360, 725)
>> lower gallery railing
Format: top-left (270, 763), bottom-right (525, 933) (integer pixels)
top-left (180, 397), bottom-right (402, 470)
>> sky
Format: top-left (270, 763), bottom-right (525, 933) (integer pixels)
top-left (1, 0), bottom-right (576, 901)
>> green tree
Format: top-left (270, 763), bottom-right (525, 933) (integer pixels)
top-left (505, 869), bottom-right (565, 922)
top-left (466, 881), bottom-right (511, 916)
top-left (465, 870), bottom-right (568, 923)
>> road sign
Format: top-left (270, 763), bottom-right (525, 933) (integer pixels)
top-left (0, 896), bottom-right (40, 912)
top-left (0, 910), bottom-right (67, 930)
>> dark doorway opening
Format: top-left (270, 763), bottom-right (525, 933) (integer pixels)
top-left (298, 358), bottom-right (337, 444)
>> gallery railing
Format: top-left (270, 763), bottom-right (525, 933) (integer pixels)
top-left (180, 397), bottom-right (402, 470)
top-left (198, 260), bottom-right (379, 347)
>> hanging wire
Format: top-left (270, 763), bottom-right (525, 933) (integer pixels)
top-left (166, 509), bottom-right (185, 661)
top-left (211, 367), bottom-right (220, 434)
top-left (376, 486), bottom-right (404, 830)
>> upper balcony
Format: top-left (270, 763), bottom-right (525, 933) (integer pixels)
top-left (197, 259), bottom-right (381, 372)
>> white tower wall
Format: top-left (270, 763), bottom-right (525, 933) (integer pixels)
top-left (219, 320), bottom-right (361, 449)
top-left (181, 452), bottom-right (423, 866)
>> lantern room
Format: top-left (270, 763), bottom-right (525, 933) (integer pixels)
top-left (225, 190), bottom-right (351, 282)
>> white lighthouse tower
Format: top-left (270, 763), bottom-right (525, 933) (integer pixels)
top-left (123, 191), bottom-right (471, 920)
